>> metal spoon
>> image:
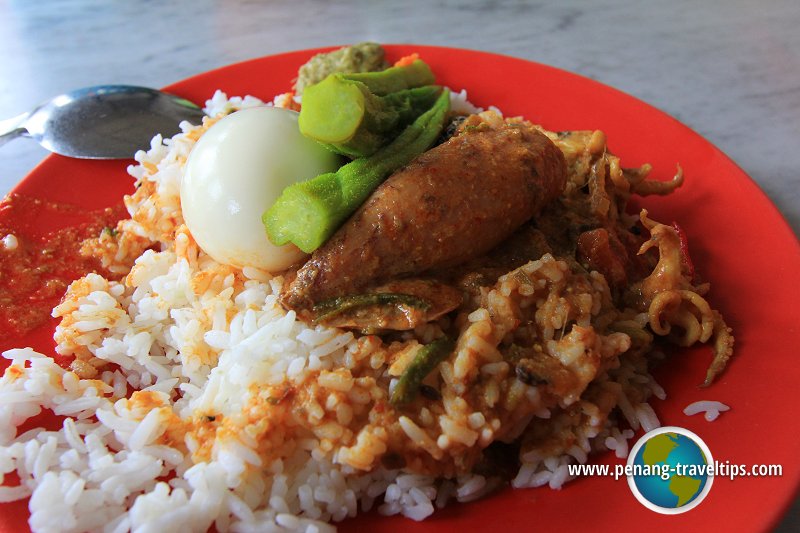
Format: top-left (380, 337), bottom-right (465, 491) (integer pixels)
top-left (0, 85), bottom-right (207, 159)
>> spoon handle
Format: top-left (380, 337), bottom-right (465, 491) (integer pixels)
top-left (0, 112), bottom-right (31, 148)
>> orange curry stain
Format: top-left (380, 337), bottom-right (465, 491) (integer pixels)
top-left (187, 383), bottom-right (296, 463)
top-left (2, 364), bottom-right (24, 382)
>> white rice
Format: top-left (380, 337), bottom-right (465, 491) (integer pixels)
top-left (683, 400), bottom-right (730, 422)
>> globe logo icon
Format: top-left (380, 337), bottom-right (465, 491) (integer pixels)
top-left (627, 426), bottom-right (714, 514)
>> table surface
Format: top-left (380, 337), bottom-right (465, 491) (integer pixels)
top-left (0, 0), bottom-right (798, 530)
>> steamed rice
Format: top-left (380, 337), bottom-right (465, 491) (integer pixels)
top-left (0, 90), bottom-right (665, 532)
top-left (683, 400), bottom-right (730, 422)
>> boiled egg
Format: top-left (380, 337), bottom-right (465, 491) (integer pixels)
top-left (181, 107), bottom-right (340, 272)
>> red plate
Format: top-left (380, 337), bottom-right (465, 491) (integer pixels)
top-left (2, 46), bottom-right (798, 532)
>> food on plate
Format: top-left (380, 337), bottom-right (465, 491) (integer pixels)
top-left (180, 106), bottom-right (341, 271)
top-left (299, 68), bottom-right (440, 157)
top-left (294, 42), bottom-right (388, 96)
top-left (683, 400), bottom-right (730, 422)
top-left (0, 44), bottom-right (735, 532)
top-left (280, 112), bottom-right (567, 328)
top-left (0, 197), bottom-right (126, 342)
top-left (265, 89), bottom-right (451, 253)
top-left (340, 58), bottom-right (435, 95)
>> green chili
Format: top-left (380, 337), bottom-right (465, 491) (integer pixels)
top-left (390, 337), bottom-right (454, 407)
top-left (313, 293), bottom-right (431, 323)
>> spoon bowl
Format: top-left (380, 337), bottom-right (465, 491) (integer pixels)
top-left (0, 85), bottom-right (207, 159)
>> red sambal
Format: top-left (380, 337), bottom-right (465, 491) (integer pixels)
top-left (0, 193), bottom-right (127, 343)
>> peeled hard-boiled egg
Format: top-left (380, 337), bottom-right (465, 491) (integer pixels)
top-left (181, 107), bottom-right (340, 272)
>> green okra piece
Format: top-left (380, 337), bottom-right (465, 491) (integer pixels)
top-left (313, 293), bottom-right (431, 323)
top-left (390, 337), bottom-right (455, 407)
top-left (263, 89), bottom-right (450, 253)
top-left (361, 85), bottom-right (443, 139)
top-left (333, 89), bottom-right (449, 204)
top-left (342, 59), bottom-right (435, 96)
top-left (299, 74), bottom-right (442, 158)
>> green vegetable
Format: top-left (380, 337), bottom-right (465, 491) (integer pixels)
top-left (299, 77), bottom-right (442, 158)
top-left (313, 293), bottom-right (431, 323)
top-left (294, 42), bottom-right (388, 96)
top-left (390, 338), bottom-right (455, 407)
top-left (264, 89), bottom-right (450, 253)
top-left (341, 59), bottom-right (435, 96)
